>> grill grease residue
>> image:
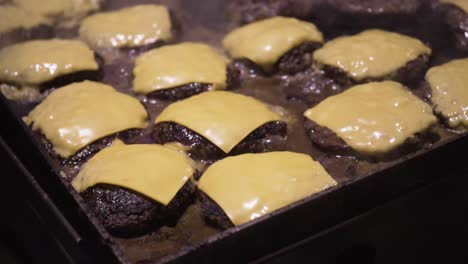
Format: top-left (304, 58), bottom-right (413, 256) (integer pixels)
top-left (1, 0), bottom-right (467, 263)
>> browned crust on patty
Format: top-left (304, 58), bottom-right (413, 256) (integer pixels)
top-left (198, 191), bottom-right (234, 230)
top-left (146, 83), bottom-right (212, 101)
top-left (228, 41), bottom-right (322, 78)
top-left (82, 179), bottom-right (197, 237)
top-left (0, 54), bottom-right (103, 92)
top-left (281, 68), bottom-right (345, 107)
top-left (36, 128), bottom-right (144, 168)
top-left (319, 54), bottom-right (430, 87)
top-left (0, 25), bottom-right (54, 49)
top-left (304, 118), bottom-right (439, 161)
top-left (153, 121), bottom-right (288, 162)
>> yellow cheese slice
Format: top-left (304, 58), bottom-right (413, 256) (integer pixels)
top-left (0, 0), bottom-right (101, 33)
top-left (0, 39), bottom-right (98, 85)
top-left (0, 6), bottom-right (50, 33)
top-left (72, 144), bottom-right (194, 205)
top-left (304, 81), bottom-right (437, 155)
top-left (198, 152), bottom-right (337, 226)
top-left (155, 91), bottom-right (281, 153)
top-left (133, 42), bottom-right (227, 92)
top-left (79, 4), bottom-right (172, 48)
top-left (223, 16), bottom-right (324, 69)
top-left (23, 81), bottom-right (148, 158)
top-left (441, 0), bottom-right (468, 13)
top-left (313, 29), bottom-right (431, 81)
top-left (14, 0), bottom-right (101, 19)
top-left (426, 58), bottom-right (468, 129)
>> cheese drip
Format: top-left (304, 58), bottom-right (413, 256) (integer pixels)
top-left (313, 29), bottom-right (431, 81)
top-left (79, 4), bottom-right (172, 48)
top-left (72, 144), bottom-right (194, 205)
top-left (304, 81), bottom-right (437, 154)
top-left (0, 6), bottom-right (49, 33)
top-left (23, 81), bottom-right (147, 158)
top-left (0, 39), bottom-right (98, 85)
top-left (198, 152), bottom-right (337, 226)
top-left (426, 58), bottom-right (468, 129)
top-left (223, 16), bottom-right (324, 69)
top-left (441, 0), bottom-right (468, 13)
top-left (133, 42), bottom-right (227, 92)
top-left (155, 91), bottom-right (280, 153)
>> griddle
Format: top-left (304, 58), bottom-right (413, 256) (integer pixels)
top-left (1, 0), bottom-right (468, 263)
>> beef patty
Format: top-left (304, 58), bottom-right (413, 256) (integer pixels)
top-left (82, 179), bottom-right (196, 237)
top-left (153, 121), bottom-right (288, 162)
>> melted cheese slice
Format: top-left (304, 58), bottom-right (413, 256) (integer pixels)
top-left (0, 39), bottom-right (98, 85)
top-left (0, 6), bottom-right (50, 33)
top-left (313, 29), bottom-right (431, 81)
top-left (79, 4), bottom-right (172, 48)
top-left (304, 81), bottom-right (437, 154)
top-left (0, 0), bottom-right (101, 33)
top-left (72, 144), bottom-right (194, 205)
top-left (426, 58), bottom-right (468, 129)
top-left (223, 16), bottom-right (324, 69)
top-left (133, 42), bottom-right (227, 92)
top-left (14, 0), bottom-right (101, 19)
top-left (155, 91), bottom-right (280, 153)
top-left (23, 81), bottom-right (148, 158)
top-left (198, 152), bottom-right (337, 226)
top-left (441, 0), bottom-right (468, 13)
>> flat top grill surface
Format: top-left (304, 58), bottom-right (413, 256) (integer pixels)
top-left (1, 0), bottom-right (467, 263)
